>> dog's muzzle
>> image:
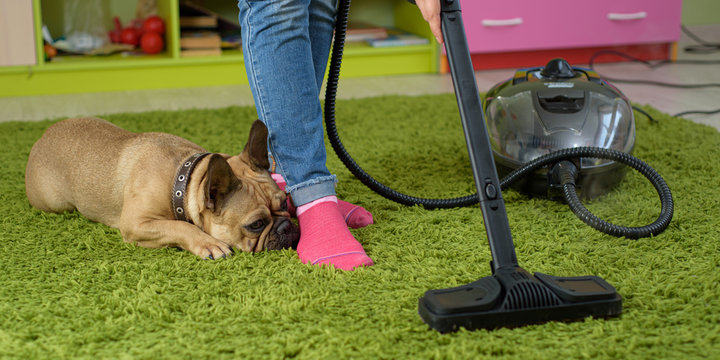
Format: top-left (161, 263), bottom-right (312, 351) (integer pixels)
top-left (265, 217), bottom-right (300, 250)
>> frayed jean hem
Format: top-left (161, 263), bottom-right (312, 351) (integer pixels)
top-left (288, 175), bottom-right (337, 207)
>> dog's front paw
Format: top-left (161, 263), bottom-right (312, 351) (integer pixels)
top-left (187, 239), bottom-right (234, 260)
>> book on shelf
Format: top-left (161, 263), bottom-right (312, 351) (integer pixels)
top-left (179, 1), bottom-right (243, 55)
top-left (221, 34), bottom-right (242, 49)
top-left (179, 16), bottom-right (218, 28)
top-left (180, 31), bottom-right (222, 49)
top-left (180, 48), bottom-right (223, 57)
top-left (366, 30), bottom-right (429, 48)
top-left (345, 21), bottom-right (388, 42)
top-left (180, 1), bottom-right (240, 32)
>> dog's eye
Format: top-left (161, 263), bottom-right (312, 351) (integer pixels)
top-left (246, 219), bottom-right (266, 232)
top-left (280, 200), bottom-right (288, 212)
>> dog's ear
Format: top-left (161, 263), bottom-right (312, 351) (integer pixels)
top-left (205, 154), bottom-right (241, 212)
top-left (242, 119), bottom-right (270, 171)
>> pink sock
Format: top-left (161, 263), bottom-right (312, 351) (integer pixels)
top-left (296, 196), bottom-right (374, 271)
top-left (272, 173), bottom-right (373, 228)
top-left (338, 201), bottom-right (374, 229)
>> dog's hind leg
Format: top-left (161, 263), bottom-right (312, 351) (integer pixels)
top-left (25, 160), bottom-right (75, 213)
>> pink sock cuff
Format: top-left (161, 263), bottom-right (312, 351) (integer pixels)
top-left (296, 196), bottom-right (338, 217)
top-left (271, 173), bottom-right (285, 184)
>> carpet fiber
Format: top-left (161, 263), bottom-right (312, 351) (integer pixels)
top-left (1, 94), bottom-right (719, 359)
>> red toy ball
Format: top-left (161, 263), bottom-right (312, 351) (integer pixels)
top-left (120, 28), bottom-right (139, 46)
top-left (143, 16), bottom-right (166, 35)
top-left (140, 32), bottom-right (164, 54)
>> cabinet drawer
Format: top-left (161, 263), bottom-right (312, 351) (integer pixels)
top-left (583, 0), bottom-right (682, 47)
top-left (459, 0), bottom-right (681, 53)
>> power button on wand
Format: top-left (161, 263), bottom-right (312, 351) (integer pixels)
top-left (484, 182), bottom-right (497, 200)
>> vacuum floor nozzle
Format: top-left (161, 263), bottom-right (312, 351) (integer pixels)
top-left (418, 266), bottom-right (622, 332)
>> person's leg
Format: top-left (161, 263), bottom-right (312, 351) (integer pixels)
top-left (239, 0), bottom-right (332, 200)
top-left (248, 0), bottom-right (372, 228)
top-left (307, 0), bottom-right (335, 93)
top-left (238, 0), bottom-right (372, 270)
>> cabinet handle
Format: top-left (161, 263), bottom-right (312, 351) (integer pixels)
top-left (481, 17), bottom-right (523, 27)
top-left (607, 11), bottom-right (647, 21)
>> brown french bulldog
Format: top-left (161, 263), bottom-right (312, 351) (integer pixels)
top-left (25, 117), bottom-right (299, 259)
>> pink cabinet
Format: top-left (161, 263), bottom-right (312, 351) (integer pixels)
top-left (459, 0), bottom-right (682, 54)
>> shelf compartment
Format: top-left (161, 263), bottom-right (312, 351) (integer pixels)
top-left (2, 0), bottom-right (437, 97)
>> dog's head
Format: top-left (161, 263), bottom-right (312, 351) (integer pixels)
top-left (187, 120), bottom-right (299, 252)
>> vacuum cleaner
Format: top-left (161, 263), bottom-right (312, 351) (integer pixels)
top-left (324, 0), bottom-right (673, 332)
top-left (484, 58), bottom-right (635, 200)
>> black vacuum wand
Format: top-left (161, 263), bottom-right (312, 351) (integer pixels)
top-left (415, 0), bottom-right (621, 332)
top-left (325, 0), bottom-right (623, 332)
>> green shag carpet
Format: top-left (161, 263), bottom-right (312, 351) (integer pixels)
top-left (1, 94), bottom-right (719, 359)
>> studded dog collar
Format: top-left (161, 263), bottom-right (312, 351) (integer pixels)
top-left (172, 152), bottom-right (211, 223)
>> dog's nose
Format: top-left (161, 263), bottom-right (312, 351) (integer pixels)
top-left (275, 218), bottom-right (300, 250)
top-left (266, 217), bottom-right (299, 250)
top-left (276, 219), bottom-right (292, 235)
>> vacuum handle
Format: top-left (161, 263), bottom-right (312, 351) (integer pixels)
top-left (440, 0), bottom-right (518, 271)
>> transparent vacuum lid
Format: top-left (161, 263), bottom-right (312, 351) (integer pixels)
top-left (485, 89), bottom-right (635, 169)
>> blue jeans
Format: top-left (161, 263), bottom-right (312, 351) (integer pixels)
top-left (238, 0), bottom-right (338, 207)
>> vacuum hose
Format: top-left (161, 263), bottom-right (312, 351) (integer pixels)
top-left (545, 150), bottom-right (673, 239)
top-left (323, 0), bottom-right (673, 238)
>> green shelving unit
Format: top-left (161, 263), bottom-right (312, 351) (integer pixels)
top-left (0, 0), bottom-right (438, 97)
